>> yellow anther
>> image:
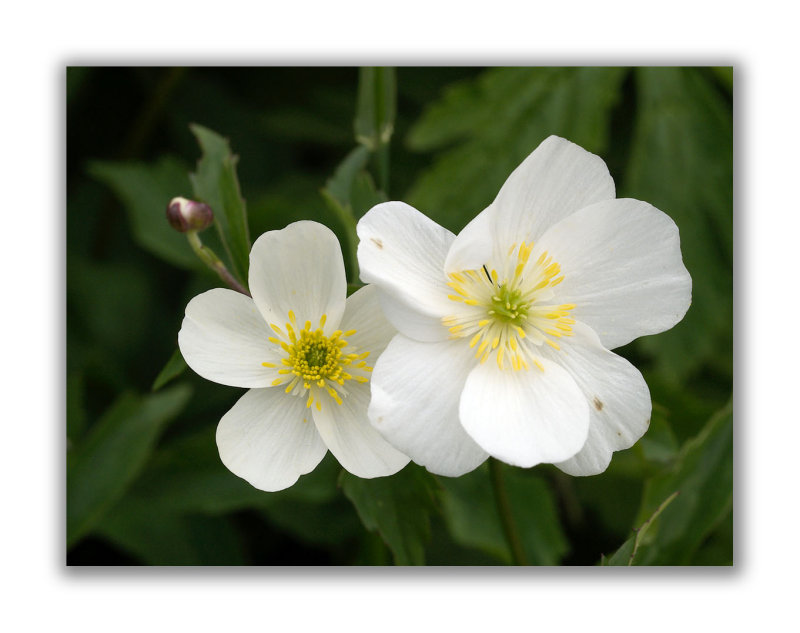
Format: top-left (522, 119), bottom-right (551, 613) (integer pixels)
top-left (261, 362), bottom-right (276, 368)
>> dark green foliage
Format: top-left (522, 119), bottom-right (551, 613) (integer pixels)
top-left (340, 465), bottom-right (439, 565)
top-left (67, 67), bottom-right (732, 565)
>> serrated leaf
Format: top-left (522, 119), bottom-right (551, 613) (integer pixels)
top-left (152, 348), bottom-right (187, 391)
top-left (439, 463), bottom-right (568, 565)
top-left (340, 465), bottom-right (439, 565)
top-left (623, 67), bottom-right (732, 382)
top-left (405, 67), bottom-right (628, 233)
top-left (189, 124), bottom-right (251, 285)
top-left (354, 67), bottom-right (396, 150)
top-left (89, 157), bottom-right (198, 269)
top-left (67, 384), bottom-right (192, 548)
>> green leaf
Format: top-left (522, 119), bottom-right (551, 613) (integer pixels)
top-left (406, 67), bottom-right (628, 233)
top-left (115, 427), bottom-right (341, 516)
top-left (89, 157), bottom-right (198, 269)
top-left (151, 348), bottom-right (187, 391)
top-left (631, 398), bottom-right (733, 565)
top-left (638, 402), bottom-right (679, 464)
top-left (439, 464), bottom-right (568, 565)
top-left (66, 384), bottom-right (192, 548)
top-left (189, 124), bottom-right (251, 285)
top-left (66, 372), bottom-right (87, 445)
top-left (340, 465), bottom-right (439, 565)
top-left (322, 145), bottom-right (372, 211)
top-left (623, 67), bottom-right (732, 382)
top-left (350, 171), bottom-right (387, 220)
top-left (354, 67), bottom-right (396, 150)
top-left (97, 506), bottom-right (246, 565)
top-left (602, 491), bottom-right (680, 566)
top-left (321, 145), bottom-right (387, 282)
top-left (258, 494), bottom-right (363, 549)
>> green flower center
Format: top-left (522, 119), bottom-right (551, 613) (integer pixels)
top-left (292, 331), bottom-right (343, 381)
top-left (489, 283), bottom-right (529, 325)
top-left (263, 312), bottom-right (372, 411)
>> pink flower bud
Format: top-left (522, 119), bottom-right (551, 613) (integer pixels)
top-left (166, 197), bottom-right (214, 232)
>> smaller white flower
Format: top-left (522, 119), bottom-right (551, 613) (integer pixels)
top-left (178, 221), bottom-right (409, 492)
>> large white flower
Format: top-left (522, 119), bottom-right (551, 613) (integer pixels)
top-left (357, 135), bottom-right (691, 477)
top-left (178, 221), bottom-right (409, 491)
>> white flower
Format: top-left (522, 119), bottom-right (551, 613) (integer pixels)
top-left (357, 136), bottom-right (691, 477)
top-left (178, 221), bottom-right (409, 491)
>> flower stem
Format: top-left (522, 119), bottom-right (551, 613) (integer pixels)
top-left (489, 458), bottom-right (528, 565)
top-left (186, 230), bottom-right (250, 296)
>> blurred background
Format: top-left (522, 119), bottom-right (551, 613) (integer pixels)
top-left (66, 67), bottom-right (732, 565)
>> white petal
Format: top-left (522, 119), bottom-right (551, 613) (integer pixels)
top-left (248, 221), bottom-right (346, 332)
top-left (312, 382), bottom-right (410, 478)
top-left (459, 358), bottom-right (590, 467)
top-left (357, 201), bottom-right (455, 342)
top-left (491, 136), bottom-right (615, 245)
top-left (338, 284), bottom-right (395, 360)
top-left (443, 203), bottom-right (496, 274)
top-left (178, 288), bottom-right (281, 388)
top-left (537, 198), bottom-right (692, 349)
top-left (536, 323), bottom-right (652, 476)
top-left (216, 387), bottom-right (327, 492)
top-left (368, 334), bottom-right (488, 477)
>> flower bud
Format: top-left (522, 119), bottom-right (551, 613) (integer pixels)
top-left (166, 197), bottom-right (214, 232)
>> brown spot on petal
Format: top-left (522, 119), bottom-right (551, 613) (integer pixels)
top-left (593, 397), bottom-right (604, 411)
top-left (371, 237), bottom-right (383, 249)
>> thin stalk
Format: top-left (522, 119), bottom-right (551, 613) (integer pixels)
top-left (376, 141), bottom-right (390, 195)
top-left (489, 458), bottom-right (528, 565)
top-left (186, 230), bottom-right (250, 296)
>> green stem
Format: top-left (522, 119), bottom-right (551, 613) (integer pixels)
top-left (376, 141), bottom-right (390, 195)
top-left (489, 458), bottom-right (528, 565)
top-left (186, 230), bottom-right (250, 296)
